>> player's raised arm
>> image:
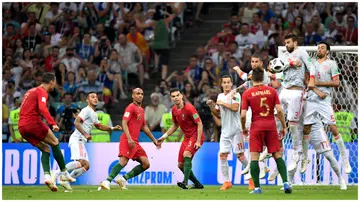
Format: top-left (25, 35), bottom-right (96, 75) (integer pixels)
top-left (233, 66), bottom-right (250, 81)
top-left (95, 123), bottom-right (122, 131)
top-left (217, 94), bottom-right (240, 112)
top-left (37, 89), bottom-right (56, 127)
top-left (207, 99), bottom-right (220, 118)
top-left (74, 116), bottom-right (92, 141)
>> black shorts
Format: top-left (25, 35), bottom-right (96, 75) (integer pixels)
top-left (154, 49), bottom-right (170, 66)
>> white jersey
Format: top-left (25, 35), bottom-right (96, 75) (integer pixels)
top-left (69, 106), bottom-right (100, 145)
top-left (241, 69), bottom-right (270, 89)
top-left (307, 59), bottom-right (340, 104)
top-left (216, 92), bottom-right (241, 136)
top-left (280, 47), bottom-right (315, 89)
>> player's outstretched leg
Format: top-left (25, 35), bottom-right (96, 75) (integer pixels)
top-left (35, 142), bottom-right (58, 192)
top-left (43, 129), bottom-right (75, 183)
top-left (101, 157), bottom-right (128, 190)
top-left (273, 152), bottom-right (292, 194)
top-left (118, 156), bottom-right (150, 189)
top-left (323, 151), bottom-right (347, 190)
top-left (288, 122), bottom-right (302, 172)
top-left (330, 125), bottom-right (352, 174)
top-left (300, 125), bottom-right (312, 173)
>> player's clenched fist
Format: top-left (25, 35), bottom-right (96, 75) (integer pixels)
top-left (84, 133), bottom-right (92, 141)
top-left (206, 100), bottom-right (215, 107)
top-left (52, 125), bottom-right (59, 132)
top-left (112, 125), bottom-right (122, 130)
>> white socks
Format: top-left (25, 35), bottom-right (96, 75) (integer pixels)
top-left (335, 135), bottom-right (348, 163)
top-left (302, 134), bottom-right (310, 159)
top-left (220, 159), bottom-right (230, 182)
top-left (289, 123), bottom-right (303, 155)
top-left (323, 151), bottom-right (341, 178)
top-left (66, 161), bottom-right (81, 172)
top-left (239, 155), bottom-right (249, 167)
top-left (70, 167), bottom-right (87, 178)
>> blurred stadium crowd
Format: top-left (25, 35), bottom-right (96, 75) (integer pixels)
top-left (2, 2), bottom-right (358, 143)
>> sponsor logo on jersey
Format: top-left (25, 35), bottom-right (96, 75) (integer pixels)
top-left (41, 97), bottom-right (46, 103)
top-left (193, 113), bottom-right (199, 119)
top-left (124, 112), bottom-right (130, 118)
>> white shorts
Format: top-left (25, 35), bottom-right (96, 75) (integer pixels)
top-left (303, 101), bottom-right (336, 125)
top-left (69, 140), bottom-right (89, 161)
top-left (279, 89), bottom-right (305, 122)
top-left (310, 127), bottom-right (332, 154)
top-left (219, 130), bottom-right (245, 154)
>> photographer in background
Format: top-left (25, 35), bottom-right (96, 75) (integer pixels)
top-left (56, 93), bottom-right (79, 142)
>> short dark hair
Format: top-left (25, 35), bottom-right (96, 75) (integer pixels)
top-left (6, 23), bottom-right (14, 28)
top-left (190, 55), bottom-right (197, 59)
top-left (251, 53), bottom-right (262, 60)
top-left (252, 67), bottom-right (264, 83)
top-left (41, 73), bottom-right (56, 84)
top-left (347, 16), bottom-right (355, 22)
top-left (170, 88), bottom-right (181, 95)
top-left (318, 41), bottom-right (330, 51)
top-left (86, 91), bottom-right (97, 98)
top-left (241, 23), bottom-right (249, 27)
top-left (35, 71), bottom-right (43, 78)
top-left (63, 92), bottom-right (72, 98)
top-left (283, 33), bottom-right (298, 42)
top-left (52, 46), bottom-right (60, 50)
top-left (129, 24), bottom-right (136, 29)
top-left (221, 75), bottom-right (233, 83)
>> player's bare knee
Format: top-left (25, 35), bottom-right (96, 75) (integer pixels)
top-left (219, 153), bottom-right (228, 160)
top-left (119, 157), bottom-right (129, 167)
top-left (42, 147), bottom-right (51, 153)
top-left (178, 163), bottom-right (184, 170)
top-left (183, 151), bottom-right (192, 158)
top-left (142, 161), bottom-right (150, 170)
top-left (272, 152), bottom-right (281, 159)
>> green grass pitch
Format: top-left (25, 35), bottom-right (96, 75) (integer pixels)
top-left (2, 185), bottom-right (358, 200)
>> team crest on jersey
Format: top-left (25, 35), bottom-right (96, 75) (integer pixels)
top-left (137, 113), bottom-right (141, 120)
top-left (323, 66), bottom-right (328, 71)
top-left (182, 114), bottom-right (185, 120)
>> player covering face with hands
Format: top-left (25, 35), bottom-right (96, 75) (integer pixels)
top-left (52, 92), bottom-right (122, 191)
top-left (240, 66), bottom-right (291, 194)
top-left (100, 88), bottom-right (160, 190)
top-left (207, 75), bottom-right (249, 190)
top-left (18, 73), bottom-right (74, 192)
top-left (157, 88), bottom-right (205, 189)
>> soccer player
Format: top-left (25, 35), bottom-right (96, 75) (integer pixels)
top-left (288, 116), bottom-right (347, 190)
top-left (52, 92), bottom-right (122, 191)
top-left (158, 88), bottom-right (205, 189)
top-left (18, 73), bottom-right (74, 192)
top-left (100, 88), bottom-right (160, 190)
top-left (301, 42), bottom-right (352, 174)
top-left (206, 75), bottom-right (249, 190)
top-left (278, 33), bottom-right (316, 172)
top-left (240, 67), bottom-right (291, 194)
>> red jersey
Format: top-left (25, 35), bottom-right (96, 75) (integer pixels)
top-left (241, 85), bottom-right (280, 131)
top-left (122, 103), bottom-right (146, 142)
top-left (19, 87), bottom-right (56, 127)
top-left (172, 102), bottom-right (204, 139)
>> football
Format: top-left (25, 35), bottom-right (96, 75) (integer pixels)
top-left (270, 58), bottom-right (285, 73)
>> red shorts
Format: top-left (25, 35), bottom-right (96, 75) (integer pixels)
top-left (178, 137), bottom-right (204, 163)
top-left (118, 138), bottom-right (147, 160)
top-left (19, 121), bottom-right (49, 146)
top-left (250, 130), bottom-right (280, 153)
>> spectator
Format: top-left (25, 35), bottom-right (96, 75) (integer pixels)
top-left (56, 93), bottom-right (78, 125)
top-left (333, 12), bottom-right (346, 29)
top-left (108, 49), bottom-right (127, 101)
top-left (343, 16), bottom-right (358, 45)
top-left (239, 47), bottom-right (252, 73)
top-left (323, 20), bottom-right (338, 44)
top-left (94, 35), bottom-right (112, 65)
top-left (40, 33), bottom-right (53, 58)
top-left (160, 109), bottom-right (184, 142)
top-left (250, 13), bottom-right (262, 35)
top-left (135, 3), bottom-right (182, 79)
top-left (283, 3), bottom-right (299, 23)
top-left (300, 3), bottom-right (318, 24)
top-left (25, 3), bottom-right (51, 25)
top-left (239, 3), bottom-right (259, 25)
top-left (258, 3), bottom-right (275, 24)
top-left (228, 41), bottom-right (242, 61)
top-left (77, 66), bottom-right (87, 84)
top-left (196, 83), bottom-right (214, 142)
top-left (44, 46), bottom-right (60, 72)
top-left (54, 63), bottom-right (66, 87)
top-left (3, 24), bottom-right (20, 50)
top-left (126, 24), bottom-right (150, 79)
top-left (235, 23), bottom-right (257, 53)
top-left (44, 3), bottom-right (62, 26)
top-left (18, 48), bottom-right (33, 69)
top-left (185, 55), bottom-right (204, 90)
top-left (76, 91), bottom-right (88, 109)
top-left (20, 12), bottom-right (41, 36)
top-left (91, 105), bottom-right (113, 142)
top-left (293, 16), bottom-right (305, 38)
top-left (78, 69), bottom-right (103, 100)
top-left (229, 13), bottom-right (241, 35)
top-left (166, 70), bottom-right (187, 92)
top-left (55, 9), bottom-right (76, 36)
top-left (211, 40), bottom-right (226, 67)
top-left (196, 46), bottom-right (207, 69)
top-left (343, 5), bottom-right (357, 27)
top-left (312, 15), bottom-right (325, 37)
top-left (62, 71), bottom-right (78, 99)
top-left (202, 57), bottom-right (220, 88)
top-left (227, 57), bottom-right (242, 88)
top-left (80, 3), bottom-right (100, 30)
top-left (155, 79), bottom-right (172, 110)
top-left (145, 93), bottom-right (167, 132)
top-left (114, 34), bottom-right (144, 87)
top-left (8, 96), bottom-right (24, 142)
top-left (2, 69), bottom-right (12, 94)
top-left (216, 24), bottom-right (235, 49)
top-left (304, 23), bottom-right (322, 46)
top-left (48, 23), bottom-right (62, 46)
top-left (76, 32), bottom-right (95, 66)
top-left (22, 22), bottom-right (42, 53)
top-left (3, 9), bottom-right (20, 31)
top-left (97, 59), bottom-right (115, 104)
top-left (61, 47), bottom-right (81, 75)
top-left (2, 101), bottom-right (10, 142)
top-left (183, 82), bottom-right (198, 105)
top-left (255, 21), bottom-right (273, 50)
top-left (13, 39), bottom-right (24, 62)
top-left (3, 80), bottom-right (21, 110)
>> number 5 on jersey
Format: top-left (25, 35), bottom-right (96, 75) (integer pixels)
top-left (260, 97), bottom-right (270, 117)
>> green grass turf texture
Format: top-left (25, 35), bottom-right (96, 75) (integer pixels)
top-left (3, 185), bottom-right (358, 200)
